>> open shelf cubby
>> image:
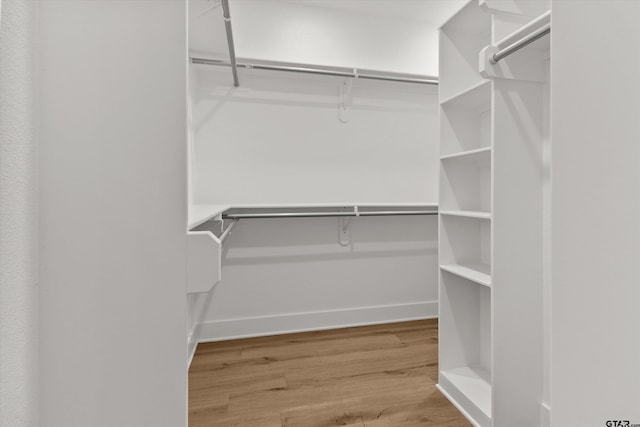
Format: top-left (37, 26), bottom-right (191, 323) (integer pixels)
top-left (440, 80), bottom-right (492, 156)
top-left (439, 272), bottom-right (492, 425)
top-left (440, 147), bottom-right (490, 214)
top-left (440, 214), bottom-right (491, 287)
top-left (439, 1), bottom-right (492, 102)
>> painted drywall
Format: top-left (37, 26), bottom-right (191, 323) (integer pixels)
top-left (191, 67), bottom-right (439, 205)
top-left (191, 215), bottom-right (438, 343)
top-left (38, 1), bottom-right (188, 426)
top-left (189, 0), bottom-right (464, 77)
top-left (0, 1), bottom-right (38, 426)
top-left (550, 1), bottom-right (640, 425)
top-left (188, 65), bottom-right (439, 345)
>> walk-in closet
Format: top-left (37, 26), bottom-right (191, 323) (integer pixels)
top-left (3, 1), bottom-right (640, 426)
top-left (184, 0), bottom-right (551, 425)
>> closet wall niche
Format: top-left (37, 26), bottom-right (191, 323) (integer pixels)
top-left (185, 0), bottom-right (449, 357)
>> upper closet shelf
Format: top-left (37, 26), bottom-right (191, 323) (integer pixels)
top-left (193, 57), bottom-right (439, 86)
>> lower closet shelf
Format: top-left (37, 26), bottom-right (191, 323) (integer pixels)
top-left (439, 366), bottom-right (492, 425)
top-left (440, 264), bottom-right (491, 287)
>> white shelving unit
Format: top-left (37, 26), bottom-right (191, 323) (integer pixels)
top-left (437, 1), bottom-right (549, 426)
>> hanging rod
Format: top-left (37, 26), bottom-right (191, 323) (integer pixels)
top-left (222, 209), bottom-right (438, 219)
top-left (191, 57), bottom-right (439, 86)
top-left (491, 10), bottom-right (551, 64)
top-left (221, 0), bottom-right (239, 86)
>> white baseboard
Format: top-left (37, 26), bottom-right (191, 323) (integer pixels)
top-left (540, 401), bottom-right (551, 427)
top-left (187, 324), bottom-right (200, 367)
top-left (436, 384), bottom-right (482, 427)
top-left (195, 300), bottom-right (437, 345)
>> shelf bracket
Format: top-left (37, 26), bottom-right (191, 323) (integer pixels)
top-left (339, 216), bottom-right (351, 246)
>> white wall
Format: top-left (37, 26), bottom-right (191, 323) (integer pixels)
top-left (191, 215), bottom-right (438, 342)
top-left (191, 67), bottom-right (439, 205)
top-left (38, 2), bottom-right (188, 426)
top-left (230, 0), bottom-right (437, 76)
top-left (0, 1), bottom-right (38, 426)
top-left (542, 59), bottom-right (551, 424)
top-left (550, 1), bottom-right (640, 425)
top-left (189, 0), bottom-right (463, 77)
top-left (188, 66), bottom-right (439, 344)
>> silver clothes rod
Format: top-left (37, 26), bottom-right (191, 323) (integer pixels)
top-left (220, 0), bottom-right (239, 86)
top-left (491, 10), bottom-right (551, 64)
top-left (191, 57), bottom-right (439, 86)
top-left (219, 219), bottom-right (238, 243)
top-left (491, 24), bottom-right (550, 63)
top-left (223, 210), bottom-right (438, 219)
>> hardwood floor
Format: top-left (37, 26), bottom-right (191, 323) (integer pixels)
top-left (189, 319), bottom-right (471, 427)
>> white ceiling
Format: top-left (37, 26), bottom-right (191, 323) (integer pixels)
top-left (283, 0), bottom-right (467, 26)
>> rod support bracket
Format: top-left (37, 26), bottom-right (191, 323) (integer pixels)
top-left (339, 78), bottom-right (354, 123)
top-left (339, 217), bottom-right (351, 246)
top-left (479, 45), bottom-right (500, 77)
top-left (479, 42), bottom-right (548, 82)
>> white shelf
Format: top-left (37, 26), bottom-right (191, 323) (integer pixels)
top-left (440, 146), bottom-right (491, 162)
top-left (441, 263), bottom-right (491, 288)
top-left (441, 366), bottom-right (492, 419)
top-left (440, 80), bottom-right (491, 109)
top-left (188, 204), bottom-right (230, 230)
top-left (440, 210), bottom-right (491, 220)
top-left (229, 202), bottom-right (439, 209)
top-left (440, 83), bottom-right (491, 155)
top-left (439, 0), bottom-right (492, 35)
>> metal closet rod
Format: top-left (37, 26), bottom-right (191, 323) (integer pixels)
top-left (213, 0), bottom-right (437, 86)
top-left (491, 10), bottom-right (551, 64)
top-left (222, 210), bottom-right (438, 219)
top-left (191, 57), bottom-right (439, 86)
top-left (220, 0), bottom-right (239, 86)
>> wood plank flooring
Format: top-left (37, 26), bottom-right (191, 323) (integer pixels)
top-left (189, 319), bottom-right (471, 427)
